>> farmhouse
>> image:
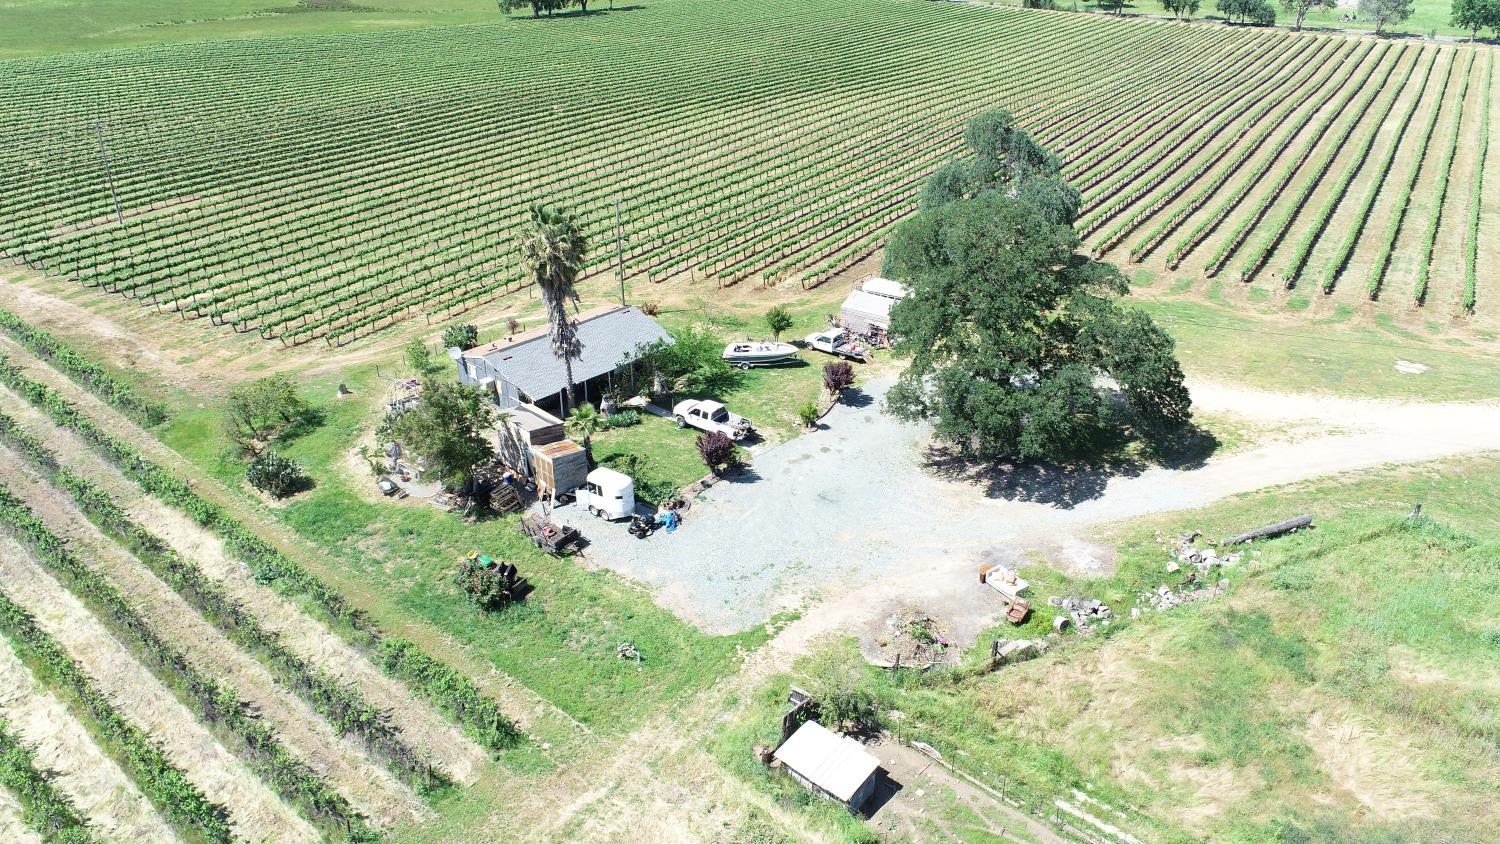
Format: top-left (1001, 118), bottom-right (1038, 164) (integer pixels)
top-left (453, 305), bottom-right (671, 412)
top-left (773, 721), bottom-right (882, 812)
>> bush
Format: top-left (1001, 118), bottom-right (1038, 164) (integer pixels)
top-left (696, 430), bottom-right (738, 474)
top-left (601, 452), bottom-right (679, 506)
top-left (797, 401), bottom-right (819, 428)
top-left (453, 556), bottom-right (514, 611)
top-left (441, 323), bottom-right (478, 350)
top-left (823, 361), bottom-right (855, 398)
top-left (246, 451), bottom-right (305, 498)
top-left (601, 409), bottom-right (642, 429)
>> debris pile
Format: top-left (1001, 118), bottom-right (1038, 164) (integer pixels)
top-left (874, 606), bottom-right (951, 667)
top-left (1134, 531), bottom-right (1254, 616)
top-left (1048, 596), bottom-right (1113, 632)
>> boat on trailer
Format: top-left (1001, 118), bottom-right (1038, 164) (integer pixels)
top-left (721, 340), bottom-right (799, 369)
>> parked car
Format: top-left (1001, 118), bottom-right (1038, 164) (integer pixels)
top-left (672, 399), bottom-right (753, 440)
top-left (804, 328), bottom-right (871, 362)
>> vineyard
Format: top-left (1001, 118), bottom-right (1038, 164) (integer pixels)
top-left (0, 315), bottom-right (529, 839)
top-left (0, 0), bottom-right (1497, 345)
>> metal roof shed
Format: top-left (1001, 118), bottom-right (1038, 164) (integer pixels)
top-left (861, 277), bottom-right (910, 300)
top-left (839, 288), bottom-right (897, 334)
top-left (773, 721), bottom-right (881, 811)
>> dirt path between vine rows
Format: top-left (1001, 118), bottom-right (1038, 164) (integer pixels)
top-left (0, 443), bottom-right (429, 829)
top-left (0, 533), bottom-right (318, 843)
top-left (0, 380), bottom-right (488, 788)
top-left (0, 787), bottom-right (41, 844)
top-left (0, 638), bottom-right (175, 844)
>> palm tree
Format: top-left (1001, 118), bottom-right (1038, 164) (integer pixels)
top-left (565, 402), bottom-right (602, 464)
top-left (518, 203), bottom-right (589, 411)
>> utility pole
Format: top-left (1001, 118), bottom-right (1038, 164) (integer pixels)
top-left (93, 120), bottom-right (125, 226)
top-left (613, 197), bottom-right (626, 306)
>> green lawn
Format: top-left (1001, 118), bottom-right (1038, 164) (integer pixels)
top-left (1136, 296), bottom-right (1500, 401)
top-left (159, 365), bottom-right (769, 730)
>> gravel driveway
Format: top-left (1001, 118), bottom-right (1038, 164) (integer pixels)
top-left (554, 377), bottom-right (1020, 632)
top-left (554, 376), bottom-right (1500, 634)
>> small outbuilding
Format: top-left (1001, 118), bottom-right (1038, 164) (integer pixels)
top-left (772, 721), bottom-right (881, 812)
top-left (837, 277), bottom-right (910, 341)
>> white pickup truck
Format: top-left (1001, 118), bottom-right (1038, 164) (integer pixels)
top-left (672, 399), bottom-right (753, 440)
top-left (804, 328), bottom-right (871, 362)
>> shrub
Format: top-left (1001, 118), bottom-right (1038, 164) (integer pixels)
top-left (823, 361), bottom-right (855, 398)
top-left (602, 452), bottom-right (679, 506)
top-left (246, 451), bottom-right (305, 498)
top-left (601, 409), bottom-right (642, 429)
top-left (696, 430), bottom-right (738, 474)
top-left (797, 401), bottom-right (819, 428)
top-left (453, 557), bottom-right (514, 611)
top-left (441, 323), bottom-right (478, 350)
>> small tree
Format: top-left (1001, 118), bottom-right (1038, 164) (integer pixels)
top-left (1451, 0), bottom-right (1499, 38)
top-left (1359, 0), bottom-right (1413, 31)
top-left (246, 451), bottom-right (305, 498)
top-left (1098, 0), bottom-right (1127, 13)
top-left (823, 361), bottom-right (855, 403)
top-left (1281, 0), bottom-right (1332, 27)
top-left (799, 638), bottom-right (881, 733)
top-left (696, 430), bottom-right (737, 476)
top-left (389, 380), bottom-right (495, 492)
top-left (1162, 0), bottom-right (1200, 16)
top-left (225, 374), bottom-right (313, 448)
top-left (441, 323), bottom-right (478, 351)
top-left (405, 340), bottom-right (442, 376)
top-left (797, 401), bottom-right (819, 429)
top-left (565, 402), bottom-right (602, 463)
top-left (764, 305), bottom-right (794, 341)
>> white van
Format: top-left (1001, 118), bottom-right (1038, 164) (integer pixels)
top-left (574, 467), bottom-right (635, 520)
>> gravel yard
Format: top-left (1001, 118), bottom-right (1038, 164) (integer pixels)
top-left (556, 376), bottom-right (1500, 634)
top-left (555, 377), bottom-right (1021, 633)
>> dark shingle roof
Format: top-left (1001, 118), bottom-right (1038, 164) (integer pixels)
top-left (463, 306), bottom-right (671, 399)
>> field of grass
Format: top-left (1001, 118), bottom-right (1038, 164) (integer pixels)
top-left (2, 0), bottom-right (1495, 348)
top-left (728, 453), bottom-right (1500, 842)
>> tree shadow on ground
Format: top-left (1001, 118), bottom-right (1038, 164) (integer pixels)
top-left (922, 417), bottom-right (1221, 509)
top-left (834, 387), bottom-right (875, 409)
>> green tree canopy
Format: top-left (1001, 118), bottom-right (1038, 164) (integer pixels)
top-left (882, 113), bottom-right (1191, 463)
top-left (390, 379), bottom-right (496, 492)
top-left (225, 374), bottom-right (313, 448)
top-left (1451, 0), bottom-right (1500, 37)
top-left (920, 110), bottom-right (1080, 225)
top-left (441, 323), bottom-right (479, 351)
top-left (1161, 0), bottom-right (1201, 17)
top-left (1359, 0), bottom-right (1413, 31)
top-left (518, 203), bottom-right (588, 411)
top-left (763, 305), bottom-right (794, 340)
top-left (1282, 0), bottom-right (1334, 28)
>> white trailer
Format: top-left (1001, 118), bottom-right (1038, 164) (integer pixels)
top-left (574, 467), bottom-right (636, 520)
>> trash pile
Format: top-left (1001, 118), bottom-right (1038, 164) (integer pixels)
top-left (1132, 531), bottom-right (1254, 616)
top-left (874, 606), bottom-right (951, 667)
top-left (1047, 596), bottom-right (1113, 632)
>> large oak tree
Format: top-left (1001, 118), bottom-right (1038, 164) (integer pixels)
top-left (882, 110), bottom-right (1191, 463)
